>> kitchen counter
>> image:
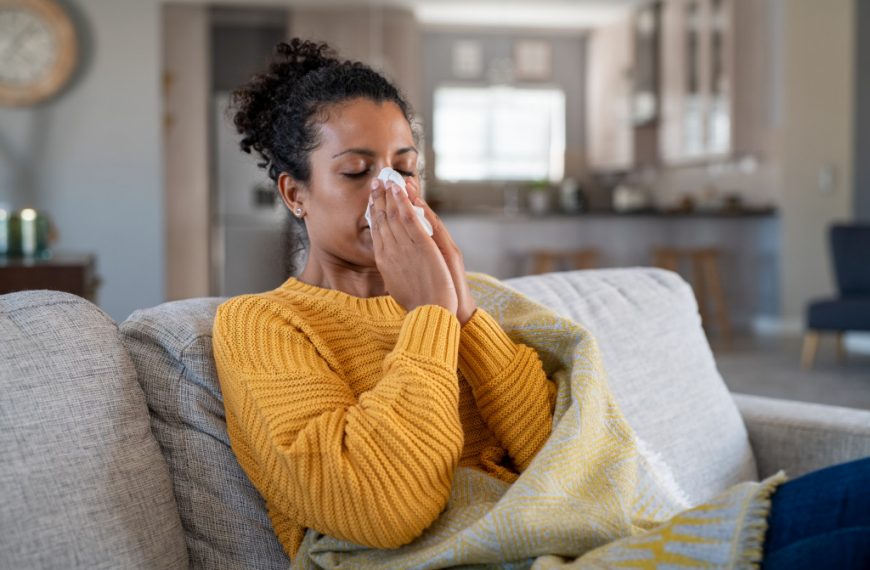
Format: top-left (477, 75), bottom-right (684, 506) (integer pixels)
top-left (439, 209), bottom-right (779, 332)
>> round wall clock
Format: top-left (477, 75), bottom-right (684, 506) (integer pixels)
top-left (0, 0), bottom-right (78, 106)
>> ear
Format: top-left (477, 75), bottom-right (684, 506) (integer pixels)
top-left (277, 172), bottom-right (307, 214)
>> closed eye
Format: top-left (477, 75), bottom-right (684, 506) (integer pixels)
top-left (342, 170), bottom-right (369, 179)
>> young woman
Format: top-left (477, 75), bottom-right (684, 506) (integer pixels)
top-left (212, 39), bottom-right (869, 569)
top-left (212, 38), bottom-right (555, 560)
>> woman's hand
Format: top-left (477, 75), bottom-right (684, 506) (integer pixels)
top-left (368, 178), bottom-right (458, 317)
top-left (405, 178), bottom-right (478, 326)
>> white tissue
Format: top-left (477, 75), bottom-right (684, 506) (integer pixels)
top-left (365, 167), bottom-right (434, 236)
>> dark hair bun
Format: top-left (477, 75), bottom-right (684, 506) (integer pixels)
top-left (274, 38), bottom-right (338, 77)
top-left (230, 39), bottom-right (339, 180)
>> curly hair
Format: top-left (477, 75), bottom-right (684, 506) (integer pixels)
top-left (230, 38), bottom-right (417, 277)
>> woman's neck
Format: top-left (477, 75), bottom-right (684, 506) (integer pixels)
top-left (297, 258), bottom-right (387, 299)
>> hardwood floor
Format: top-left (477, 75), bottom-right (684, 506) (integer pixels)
top-left (711, 335), bottom-right (870, 410)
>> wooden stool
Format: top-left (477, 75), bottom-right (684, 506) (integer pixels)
top-left (652, 247), bottom-right (733, 346)
top-left (529, 249), bottom-right (599, 274)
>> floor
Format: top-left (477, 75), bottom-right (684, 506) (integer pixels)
top-left (710, 335), bottom-right (870, 410)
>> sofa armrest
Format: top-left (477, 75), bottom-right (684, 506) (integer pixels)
top-left (733, 393), bottom-right (870, 480)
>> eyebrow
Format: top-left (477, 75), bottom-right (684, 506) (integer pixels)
top-left (331, 146), bottom-right (418, 159)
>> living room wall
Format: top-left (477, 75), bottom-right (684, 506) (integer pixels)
top-left (855, 0), bottom-right (870, 222)
top-left (0, 0), bottom-right (164, 323)
top-left (778, 0), bottom-right (856, 326)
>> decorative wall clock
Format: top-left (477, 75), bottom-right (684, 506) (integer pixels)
top-left (0, 0), bottom-right (78, 106)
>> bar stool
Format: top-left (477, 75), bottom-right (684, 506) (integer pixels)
top-left (528, 248), bottom-right (599, 274)
top-left (652, 247), bottom-right (733, 346)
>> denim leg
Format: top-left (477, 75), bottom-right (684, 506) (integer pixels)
top-left (762, 456), bottom-right (870, 570)
top-left (763, 528), bottom-right (870, 570)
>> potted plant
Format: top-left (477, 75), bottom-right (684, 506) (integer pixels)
top-left (527, 179), bottom-right (552, 215)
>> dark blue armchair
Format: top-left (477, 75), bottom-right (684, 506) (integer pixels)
top-left (802, 224), bottom-right (870, 368)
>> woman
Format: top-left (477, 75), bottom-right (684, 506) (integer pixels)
top-left (212, 38), bottom-right (555, 560)
top-left (212, 39), bottom-right (869, 569)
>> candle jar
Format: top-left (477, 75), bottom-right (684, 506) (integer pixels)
top-left (0, 206), bottom-right (8, 256)
top-left (6, 209), bottom-right (52, 258)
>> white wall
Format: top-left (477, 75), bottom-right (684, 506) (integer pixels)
top-left (778, 0), bottom-right (855, 325)
top-left (856, 0), bottom-right (870, 222)
top-left (0, 0), bottom-right (164, 323)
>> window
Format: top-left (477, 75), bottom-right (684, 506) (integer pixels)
top-left (433, 86), bottom-right (566, 182)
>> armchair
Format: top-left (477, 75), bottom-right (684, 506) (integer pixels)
top-left (802, 223), bottom-right (870, 368)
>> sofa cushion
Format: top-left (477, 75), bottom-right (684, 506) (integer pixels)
top-left (121, 299), bottom-right (289, 570)
top-left (0, 290), bottom-right (188, 570)
top-left (504, 268), bottom-right (758, 504)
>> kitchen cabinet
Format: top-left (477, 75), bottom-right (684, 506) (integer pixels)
top-left (659, 0), bottom-right (772, 164)
top-left (586, 3), bottom-right (662, 172)
top-left (586, 0), bottom-right (774, 171)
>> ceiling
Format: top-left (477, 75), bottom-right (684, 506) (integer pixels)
top-left (198, 0), bottom-right (647, 31)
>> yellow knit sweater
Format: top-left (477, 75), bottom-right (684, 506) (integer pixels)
top-left (212, 277), bottom-right (555, 560)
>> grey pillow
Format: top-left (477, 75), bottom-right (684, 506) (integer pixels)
top-left (121, 298), bottom-right (290, 570)
top-left (0, 290), bottom-right (188, 570)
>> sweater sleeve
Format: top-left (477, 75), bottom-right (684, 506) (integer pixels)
top-left (458, 308), bottom-right (556, 472)
top-left (212, 297), bottom-right (464, 551)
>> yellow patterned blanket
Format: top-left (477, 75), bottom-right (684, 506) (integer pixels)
top-left (293, 273), bottom-right (786, 569)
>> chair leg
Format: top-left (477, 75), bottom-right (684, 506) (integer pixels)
top-left (835, 331), bottom-right (846, 363)
top-left (801, 331), bottom-right (821, 370)
top-left (652, 249), bottom-right (680, 272)
top-left (570, 249), bottom-right (599, 270)
top-left (531, 252), bottom-right (557, 275)
top-left (701, 251), bottom-right (732, 348)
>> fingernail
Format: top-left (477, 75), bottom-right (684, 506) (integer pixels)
top-left (370, 179), bottom-right (379, 190)
top-left (390, 184), bottom-right (400, 196)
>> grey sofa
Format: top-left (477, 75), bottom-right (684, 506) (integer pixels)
top-left (2, 268), bottom-right (869, 570)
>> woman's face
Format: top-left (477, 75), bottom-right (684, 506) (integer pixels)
top-left (284, 98), bottom-right (418, 270)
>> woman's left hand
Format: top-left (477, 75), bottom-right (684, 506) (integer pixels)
top-left (405, 177), bottom-right (478, 326)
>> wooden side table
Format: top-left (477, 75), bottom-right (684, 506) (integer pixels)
top-left (0, 253), bottom-right (101, 303)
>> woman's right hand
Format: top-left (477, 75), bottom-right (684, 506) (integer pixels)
top-left (368, 178), bottom-right (459, 316)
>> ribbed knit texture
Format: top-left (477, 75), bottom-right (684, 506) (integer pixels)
top-left (212, 277), bottom-right (555, 560)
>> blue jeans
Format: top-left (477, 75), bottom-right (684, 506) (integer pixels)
top-left (762, 456), bottom-right (870, 569)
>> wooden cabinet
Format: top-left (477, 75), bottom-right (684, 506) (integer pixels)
top-left (0, 254), bottom-right (101, 303)
top-left (586, 0), bottom-right (773, 171)
top-left (659, 0), bottom-right (730, 162)
top-left (586, 3), bottom-right (663, 172)
top-left (659, 0), bottom-right (771, 164)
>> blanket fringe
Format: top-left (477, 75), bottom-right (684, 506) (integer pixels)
top-left (735, 471), bottom-right (788, 570)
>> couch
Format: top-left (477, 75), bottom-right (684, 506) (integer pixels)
top-left (2, 268), bottom-right (869, 569)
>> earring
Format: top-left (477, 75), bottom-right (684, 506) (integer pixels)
top-left (294, 208), bottom-right (303, 217)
